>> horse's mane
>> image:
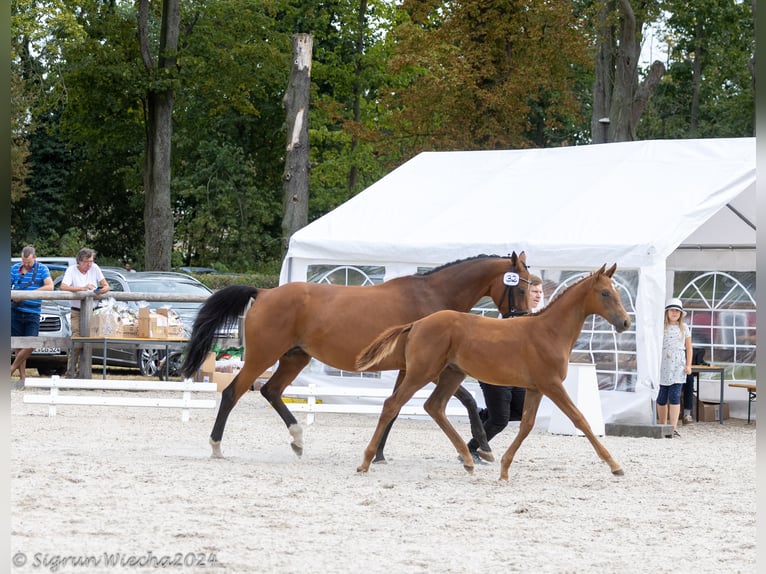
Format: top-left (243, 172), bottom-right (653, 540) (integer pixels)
top-left (527, 269), bottom-right (598, 318)
top-left (418, 254), bottom-right (510, 276)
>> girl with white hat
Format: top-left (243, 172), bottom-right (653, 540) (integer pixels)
top-left (658, 298), bottom-right (693, 436)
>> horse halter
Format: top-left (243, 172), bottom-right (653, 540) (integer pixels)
top-left (500, 261), bottom-right (531, 319)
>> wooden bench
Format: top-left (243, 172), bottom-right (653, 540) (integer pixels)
top-left (22, 376), bottom-right (218, 422)
top-left (728, 383), bottom-right (756, 424)
top-left (282, 384), bottom-right (473, 425)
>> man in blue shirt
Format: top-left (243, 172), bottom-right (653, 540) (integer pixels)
top-left (11, 245), bottom-right (54, 387)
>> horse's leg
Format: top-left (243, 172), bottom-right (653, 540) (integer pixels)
top-left (259, 348), bottom-right (312, 456)
top-left (358, 376), bottom-right (428, 473)
top-left (422, 376), bottom-right (479, 474)
top-left (499, 389), bottom-right (543, 480)
top-left (451, 379), bottom-right (494, 462)
top-left (372, 370), bottom-right (406, 464)
top-left (542, 383), bottom-right (623, 476)
top-left (210, 363), bottom-right (268, 459)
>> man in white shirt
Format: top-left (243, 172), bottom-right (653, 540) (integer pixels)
top-left (60, 247), bottom-right (110, 377)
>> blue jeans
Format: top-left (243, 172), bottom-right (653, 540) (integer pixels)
top-left (656, 383), bottom-right (682, 406)
top-left (11, 308), bottom-right (40, 337)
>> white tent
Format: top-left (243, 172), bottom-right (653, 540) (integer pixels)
top-left (280, 138), bottom-right (756, 423)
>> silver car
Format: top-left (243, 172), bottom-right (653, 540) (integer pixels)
top-left (54, 270), bottom-right (235, 376)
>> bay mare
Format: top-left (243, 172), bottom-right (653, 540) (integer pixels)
top-left (180, 253), bottom-right (530, 460)
top-left (355, 264), bottom-right (631, 480)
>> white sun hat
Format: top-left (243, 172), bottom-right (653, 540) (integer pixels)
top-left (665, 297), bottom-right (687, 317)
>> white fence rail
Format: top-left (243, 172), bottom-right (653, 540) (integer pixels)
top-left (282, 383), bottom-right (472, 425)
top-left (22, 376), bottom-right (218, 422)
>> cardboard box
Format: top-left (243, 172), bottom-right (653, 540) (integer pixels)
top-left (156, 308), bottom-right (184, 338)
top-left (91, 313), bottom-right (120, 337)
top-left (138, 307), bottom-right (168, 338)
top-left (696, 400), bottom-right (730, 422)
top-left (91, 313), bottom-right (140, 338)
top-left (198, 351), bottom-right (240, 391)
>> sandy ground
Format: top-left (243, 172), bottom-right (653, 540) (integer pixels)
top-left (10, 387), bottom-right (756, 574)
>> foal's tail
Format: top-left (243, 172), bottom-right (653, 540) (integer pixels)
top-left (355, 324), bottom-right (413, 371)
top-left (180, 285), bottom-right (259, 378)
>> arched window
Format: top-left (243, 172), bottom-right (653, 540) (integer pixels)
top-left (553, 271), bottom-right (638, 391)
top-left (307, 264), bottom-right (385, 377)
top-left (676, 271), bottom-right (756, 382)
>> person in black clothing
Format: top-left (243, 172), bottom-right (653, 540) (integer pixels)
top-left (465, 274), bottom-right (544, 461)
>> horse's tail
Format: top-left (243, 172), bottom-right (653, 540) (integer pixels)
top-left (355, 323), bottom-right (413, 371)
top-left (180, 285), bottom-right (259, 378)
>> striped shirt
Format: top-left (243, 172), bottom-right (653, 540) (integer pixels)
top-left (10, 261), bottom-right (52, 314)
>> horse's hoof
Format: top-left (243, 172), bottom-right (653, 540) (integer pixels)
top-left (372, 457), bottom-right (387, 465)
top-left (463, 464), bottom-right (474, 474)
top-left (476, 449), bottom-right (494, 462)
top-left (612, 468), bottom-right (624, 476)
top-left (356, 466), bottom-right (369, 473)
top-left (290, 443), bottom-right (303, 457)
top-left (209, 439), bottom-right (224, 459)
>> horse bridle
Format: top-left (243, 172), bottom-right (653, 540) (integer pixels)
top-left (500, 261), bottom-right (532, 319)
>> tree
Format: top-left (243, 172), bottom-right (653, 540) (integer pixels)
top-left (139, 0), bottom-right (179, 270)
top-left (378, 0), bottom-right (592, 160)
top-left (637, 0), bottom-right (754, 139)
top-left (281, 34), bottom-right (313, 255)
top-left (591, 0), bottom-right (665, 143)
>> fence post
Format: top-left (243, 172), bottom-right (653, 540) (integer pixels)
top-left (79, 297), bottom-right (94, 379)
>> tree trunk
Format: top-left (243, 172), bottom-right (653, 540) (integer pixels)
top-left (144, 91), bottom-right (175, 270)
top-left (281, 33), bottom-right (313, 256)
top-left (689, 19), bottom-right (704, 136)
top-left (592, 0), bottom-right (665, 143)
top-left (348, 0), bottom-right (367, 191)
top-left (591, 1), bottom-right (615, 144)
top-left (139, 0), bottom-right (179, 271)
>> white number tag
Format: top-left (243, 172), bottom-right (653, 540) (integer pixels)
top-left (503, 272), bottom-right (519, 286)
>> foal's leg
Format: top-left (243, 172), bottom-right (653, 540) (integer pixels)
top-left (358, 376), bottom-right (428, 473)
top-left (422, 377), bottom-right (479, 474)
top-left (259, 348), bottom-right (312, 456)
top-left (499, 389), bottom-right (543, 480)
top-left (210, 362), bottom-right (270, 459)
top-left (540, 383), bottom-right (623, 476)
top-left (373, 370), bottom-right (406, 464)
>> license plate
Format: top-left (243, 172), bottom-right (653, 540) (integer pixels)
top-left (35, 347), bottom-right (61, 354)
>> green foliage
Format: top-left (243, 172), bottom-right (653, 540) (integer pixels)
top-left (196, 272), bottom-right (281, 291)
top-left (11, 0), bottom-right (755, 270)
top-left (377, 0), bottom-right (593, 158)
top-left (637, 0), bottom-right (754, 139)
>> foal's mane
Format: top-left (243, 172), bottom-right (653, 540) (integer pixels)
top-left (527, 268), bottom-right (600, 318)
top-left (418, 254), bottom-right (510, 276)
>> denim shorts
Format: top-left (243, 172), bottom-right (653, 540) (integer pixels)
top-left (656, 383), bottom-right (682, 406)
top-left (11, 308), bottom-right (41, 337)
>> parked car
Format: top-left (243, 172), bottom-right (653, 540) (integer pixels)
top-left (177, 266), bottom-right (220, 275)
top-left (53, 269), bottom-right (237, 376)
top-left (10, 301), bottom-right (72, 376)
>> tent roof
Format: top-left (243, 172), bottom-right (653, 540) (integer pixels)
top-left (287, 138), bottom-right (755, 269)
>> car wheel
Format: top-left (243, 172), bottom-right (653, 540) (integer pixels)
top-left (158, 351), bottom-right (184, 381)
top-left (37, 367), bottom-right (57, 376)
top-left (138, 348), bottom-right (164, 377)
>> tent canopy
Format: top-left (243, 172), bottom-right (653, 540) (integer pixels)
top-left (284, 138), bottom-right (755, 272)
top-left (280, 138), bottom-right (755, 423)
